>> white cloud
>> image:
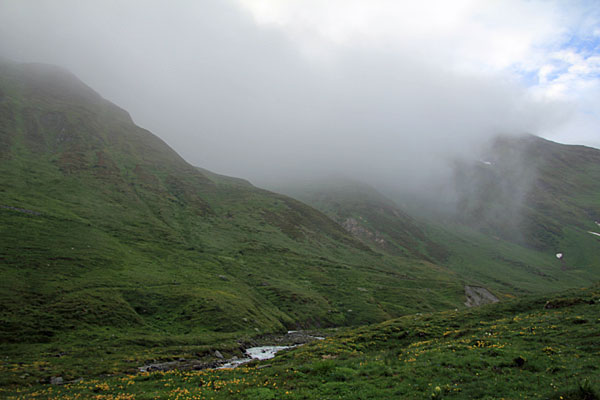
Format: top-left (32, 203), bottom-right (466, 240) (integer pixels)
top-left (0, 0), bottom-right (598, 188)
top-left (238, 0), bottom-right (565, 69)
top-left (238, 0), bottom-right (600, 146)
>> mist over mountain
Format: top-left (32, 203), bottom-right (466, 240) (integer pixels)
top-left (0, 0), bottom-right (591, 200)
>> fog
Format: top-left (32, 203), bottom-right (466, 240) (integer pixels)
top-left (0, 0), bottom-right (590, 197)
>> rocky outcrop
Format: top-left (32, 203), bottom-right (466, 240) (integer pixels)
top-left (464, 285), bottom-right (499, 307)
top-left (341, 217), bottom-right (386, 246)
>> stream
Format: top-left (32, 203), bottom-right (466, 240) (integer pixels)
top-left (138, 330), bottom-right (325, 373)
top-left (218, 345), bottom-right (294, 369)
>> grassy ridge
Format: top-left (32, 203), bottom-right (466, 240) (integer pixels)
top-left (3, 284), bottom-right (598, 399)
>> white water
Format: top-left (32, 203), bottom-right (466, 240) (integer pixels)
top-left (218, 345), bottom-right (293, 369)
top-left (247, 346), bottom-right (292, 360)
top-left (217, 331), bottom-right (325, 369)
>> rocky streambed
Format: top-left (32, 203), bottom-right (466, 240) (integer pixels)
top-left (138, 330), bottom-right (325, 373)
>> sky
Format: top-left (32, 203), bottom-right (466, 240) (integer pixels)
top-left (0, 0), bottom-right (599, 190)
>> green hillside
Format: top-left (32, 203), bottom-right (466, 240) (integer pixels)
top-left (0, 61), bottom-right (466, 358)
top-left (275, 178), bottom-right (449, 262)
top-left (453, 135), bottom-right (600, 254)
top-left (277, 171), bottom-right (600, 297)
top-left (432, 135), bottom-right (600, 293)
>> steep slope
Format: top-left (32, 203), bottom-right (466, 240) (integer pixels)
top-left (0, 61), bottom-right (465, 348)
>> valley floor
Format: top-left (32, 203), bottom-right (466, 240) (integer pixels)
top-left (1, 285), bottom-right (599, 399)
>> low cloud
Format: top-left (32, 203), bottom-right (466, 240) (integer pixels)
top-left (0, 0), bottom-right (592, 194)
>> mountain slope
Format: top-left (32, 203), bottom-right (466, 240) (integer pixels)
top-left (425, 134), bottom-right (600, 292)
top-left (275, 138), bottom-right (600, 296)
top-left (453, 134), bottom-right (600, 263)
top-left (0, 61), bottom-right (466, 348)
top-left (275, 178), bottom-right (449, 262)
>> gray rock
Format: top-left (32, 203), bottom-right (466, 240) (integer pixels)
top-left (464, 285), bottom-right (499, 307)
top-left (50, 376), bottom-right (63, 385)
top-left (214, 350), bottom-right (224, 359)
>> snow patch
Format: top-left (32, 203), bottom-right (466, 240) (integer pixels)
top-left (556, 253), bottom-right (563, 259)
top-left (588, 231), bottom-right (600, 238)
